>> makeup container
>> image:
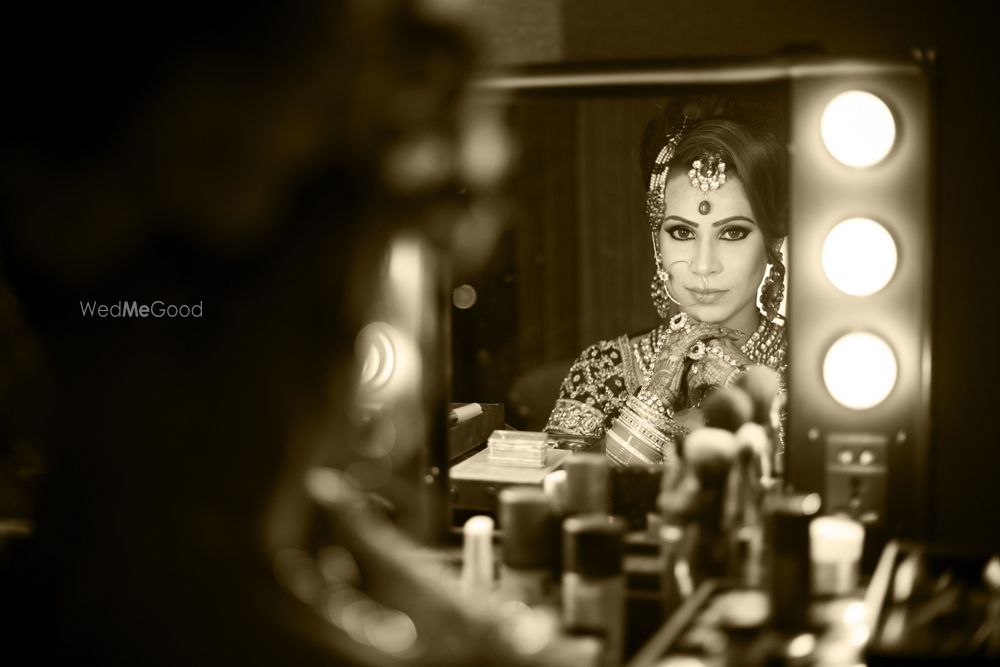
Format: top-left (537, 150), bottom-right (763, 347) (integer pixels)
top-left (563, 514), bottom-right (626, 667)
top-left (543, 469), bottom-right (568, 581)
top-left (543, 470), bottom-right (568, 514)
top-left (498, 486), bottom-right (556, 605)
top-left (461, 515), bottom-right (495, 598)
top-left (809, 515), bottom-right (865, 595)
top-left (767, 493), bottom-right (821, 632)
top-left (487, 429), bottom-right (549, 468)
top-left (563, 453), bottom-right (610, 515)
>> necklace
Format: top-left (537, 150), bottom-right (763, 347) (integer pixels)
top-left (740, 317), bottom-right (787, 370)
top-left (634, 325), bottom-right (668, 382)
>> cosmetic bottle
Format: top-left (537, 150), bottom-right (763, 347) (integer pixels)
top-left (563, 453), bottom-right (609, 515)
top-left (562, 514), bottom-right (626, 667)
top-left (543, 470), bottom-right (568, 581)
top-left (543, 469), bottom-right (568, 515)
top-left (766, 492), bottom-right (821, 632)
top-left (809, 514), bottom-right (864, 596)
top-left (498, 486), bottom-right (556, 606)
top-left (461, 515), bottom-right (494, 598)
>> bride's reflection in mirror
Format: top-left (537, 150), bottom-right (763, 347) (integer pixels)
top-left (452, 87), bottom-right (789, 471)
top-left (545, 94), bottom-right (788, 467)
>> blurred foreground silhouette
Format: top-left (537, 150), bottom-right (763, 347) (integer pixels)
top-left (0, 2), bottom-right (538, 665)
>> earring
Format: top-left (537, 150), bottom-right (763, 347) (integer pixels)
top-left (760, 254), bottom-right (786, 323)
top-left (651, 268), bottom-right (673, 319)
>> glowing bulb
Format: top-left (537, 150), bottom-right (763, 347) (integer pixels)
top-left (822, 218), bottom-right (898, 296)
top-left (821, 91), bottom-right (896, 167)
top-left (823, 333), bottom-right (898, 409)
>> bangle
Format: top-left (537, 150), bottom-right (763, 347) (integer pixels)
top-left (636, 387), bottom-right (671, 418)
top-left (605, 397), bottom-right (683, 466)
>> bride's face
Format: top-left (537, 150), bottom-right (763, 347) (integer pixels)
top-left (659, 172), bottom-right (768, 334)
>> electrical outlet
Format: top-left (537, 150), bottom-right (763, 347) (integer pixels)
top-left (823, 432), bottom-right (888, 526)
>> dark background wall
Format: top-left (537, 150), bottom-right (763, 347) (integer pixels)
top-left (451, 94), bottom-right (661, 420)
top-left (464, 0), bottom-right (1000, 549)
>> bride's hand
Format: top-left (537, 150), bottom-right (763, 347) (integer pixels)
top-left (643, 312), bottom-right (741, 409)
top-left (686, 335), bottom-right (753, 407)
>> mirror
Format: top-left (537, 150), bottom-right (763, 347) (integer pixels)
top-left (452, 74), bottom-right (790, 427)
top-left (446, 68), bottom-right (791, 523)
top-left (445, 59), bottom-right (932, 541)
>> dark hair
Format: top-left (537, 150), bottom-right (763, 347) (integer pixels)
top-left (641, 94), bottom-right (788, 250)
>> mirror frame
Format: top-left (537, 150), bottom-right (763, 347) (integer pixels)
top-left (443, 57), bottom-right (931, 545)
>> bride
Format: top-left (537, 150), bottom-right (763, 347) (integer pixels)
top-left (546, 95), bottom-right (788, 466)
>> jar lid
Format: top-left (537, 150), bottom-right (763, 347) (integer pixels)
top-left (499, 486), bottom-right (555, 569)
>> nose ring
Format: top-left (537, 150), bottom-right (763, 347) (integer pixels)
top-left (662, 260), bottom-right (707, 306)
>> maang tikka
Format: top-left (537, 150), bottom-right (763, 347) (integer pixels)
top-left (688, 153), bottom-right (726, 215)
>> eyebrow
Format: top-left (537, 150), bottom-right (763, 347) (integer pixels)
top-left (664, 215), bottom-right (758, 228)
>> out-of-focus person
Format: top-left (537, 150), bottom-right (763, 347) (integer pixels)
top-left (0, 2), bottom-right (555, 665)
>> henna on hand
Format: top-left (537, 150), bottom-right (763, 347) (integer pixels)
top-left (686, 336), bottom-right (752, 406)
top-left (643, 312), bottom-right (741, 409)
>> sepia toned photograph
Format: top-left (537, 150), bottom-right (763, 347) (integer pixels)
top-left (1, 2), bottom-right (997, 665)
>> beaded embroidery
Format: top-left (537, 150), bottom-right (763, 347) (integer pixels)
top-left (545, 317), bottom-right (787, 440)
top-left (546, 338), bottom-right (631, 437)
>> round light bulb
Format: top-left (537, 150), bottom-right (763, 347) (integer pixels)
top-left (822, 218), bottom-right (898, 296)
top-left (821, 91), bottom-right (896, 168)
top-left (823, 333), bottom-right (898, 410)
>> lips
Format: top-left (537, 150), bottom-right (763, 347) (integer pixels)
top-left (687, 287), bottom-right (727, 303)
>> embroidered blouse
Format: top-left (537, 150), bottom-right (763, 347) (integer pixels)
top-left (545, 318), bottom-right (787, 443)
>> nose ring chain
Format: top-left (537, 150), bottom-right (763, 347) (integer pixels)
top-left (659, 259), bottom-right (709, 307)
